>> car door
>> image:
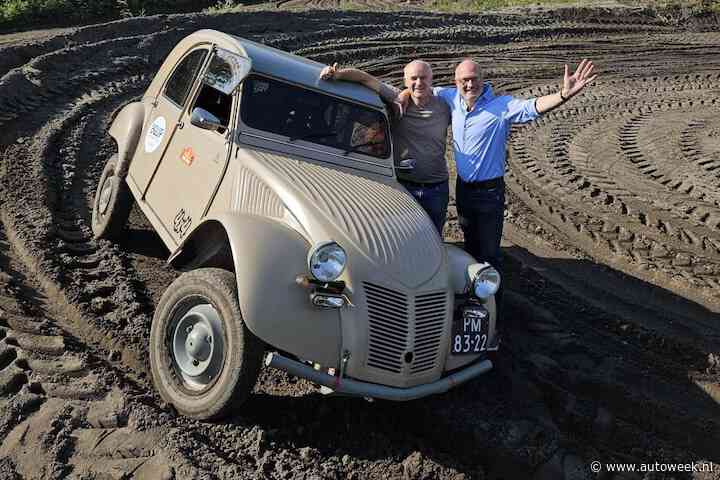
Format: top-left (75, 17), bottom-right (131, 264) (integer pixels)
top-left (129, 47), bottom-right (210, 195)
top-left (144, 48), bottom-right (251, 248)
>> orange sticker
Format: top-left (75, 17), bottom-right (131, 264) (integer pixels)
top-left (181, 147), bottom-right (196, 166)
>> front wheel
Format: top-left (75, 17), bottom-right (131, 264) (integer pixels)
top-left (91, 155), bottom-right (133, 240)
top-left (150, 268), bottom-right (263, 420)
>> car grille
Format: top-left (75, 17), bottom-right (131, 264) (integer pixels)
top-left (412, 291), bottom-right (448, 374)
top-left (364, 282), bottom-right (448, 376)
top-left (365, 282), bottom-right (408, 374)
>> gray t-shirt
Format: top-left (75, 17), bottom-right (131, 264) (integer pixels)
top-left (379, 83), bottom-right (451, 183)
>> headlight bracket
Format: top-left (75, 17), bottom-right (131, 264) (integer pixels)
top-left (295, 275), bottom-right (346, 294)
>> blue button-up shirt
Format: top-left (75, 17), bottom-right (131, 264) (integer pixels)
top-left (435, 83), bottom-right (539, 182)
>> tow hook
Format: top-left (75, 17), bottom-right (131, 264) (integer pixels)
top-left (340, 350), bottom-right (350, 378)
top-left (329, 350), bottom-right (351, 390)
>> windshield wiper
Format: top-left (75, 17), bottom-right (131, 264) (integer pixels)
top-left (288, 131), bottom-right (337, 142)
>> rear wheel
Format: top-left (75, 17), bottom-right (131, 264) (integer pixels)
top-left (150, 268), bottom-right (263, 420)
top-left (91, 155), bottom-right (132, 240)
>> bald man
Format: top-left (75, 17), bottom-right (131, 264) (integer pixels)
top-left (433, 58), bottom-right (596, 327)
top-left (320, 61), bottom-right (451, 235)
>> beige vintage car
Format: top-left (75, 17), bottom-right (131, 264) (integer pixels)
top-left (91, 29), bottom-right (501, 420)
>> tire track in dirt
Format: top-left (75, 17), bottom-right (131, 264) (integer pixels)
top-left (0, 220), bottom-right (185, 479)
top-left (508, 68), bottom-right (720, 315)
top-left (0, 7), bottom-right (719, 479)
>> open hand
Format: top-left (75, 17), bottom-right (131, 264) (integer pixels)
top-left (320, 62), bottom-right (338, 81)
top-left (396, 88), bottom-right (412, 116)
top-left (562, 59), bottom-right (597, 99)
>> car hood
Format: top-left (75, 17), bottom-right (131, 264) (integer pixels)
top-left (236, 149), bottom-right (444, 288)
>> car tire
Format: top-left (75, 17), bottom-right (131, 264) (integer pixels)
top-left (91, 155), bottom-right (133, 240)
top-left (150, 268), bottom-right (264, 420)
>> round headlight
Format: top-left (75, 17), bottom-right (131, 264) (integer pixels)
top-left (308, 242), bottom-right (347, 282)
top-left (473, 267), bottom-right (501, 300)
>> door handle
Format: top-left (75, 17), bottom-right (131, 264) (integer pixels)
top-left (177, 121), bottom-right (184, 130)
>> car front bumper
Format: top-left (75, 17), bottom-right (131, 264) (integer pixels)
top-left (265, 352), bottom-right (493, 401)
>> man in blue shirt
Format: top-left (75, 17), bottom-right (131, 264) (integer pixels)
top-left (435, 58), bottom-right (596, 320)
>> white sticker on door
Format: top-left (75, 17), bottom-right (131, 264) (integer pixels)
top-left (145, 116), bottom-right (166, 153)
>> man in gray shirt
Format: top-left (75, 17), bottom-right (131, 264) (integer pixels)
top-left (320, 61), bottom-right (451, 235)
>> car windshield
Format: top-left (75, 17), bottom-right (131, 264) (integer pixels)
top-left (240, 75), bottom-right (390, 159)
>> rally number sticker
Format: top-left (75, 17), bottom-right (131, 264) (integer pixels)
top-left (144, 116), bottom-right (166, 153)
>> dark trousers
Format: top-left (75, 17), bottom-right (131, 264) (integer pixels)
top-left (455, 176), bottom-right (505, 321)
top-left (400, 180), bottom-right (450, 236)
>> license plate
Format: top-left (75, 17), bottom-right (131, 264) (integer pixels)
top-left (451, 304), bottom-right (489, 354)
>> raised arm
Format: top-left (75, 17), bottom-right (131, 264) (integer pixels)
top-left (535, 59), bottom-right (597, 114)
top-left (319, 63), bottom-right (382, 93)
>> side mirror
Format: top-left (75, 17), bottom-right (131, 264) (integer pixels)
top-left (190, 108), bottom-right (224, 132)
top-left (395, 158), bottom-right (416, 173)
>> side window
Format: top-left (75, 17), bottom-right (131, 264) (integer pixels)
top-left (192, 84), bottom-right (232, 131)
top-left (190, 50), bottom-right (243, 132)
top-left (163, 49), bottom-right (208, 107)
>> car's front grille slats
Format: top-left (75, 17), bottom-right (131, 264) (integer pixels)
top-left (367, 334), bottom-right (406, 348)
top-left (416, 322), bottom-right (441, 332)
top-left (410, 291), bottom-right (447, 374)
top-left (416, 303), bottom-right (445, 313)
top-left (366, 300), bottom-right (407, 317)
top-left (368, 324), bottom-right (407, 343)
top-left (413, 360), bottom-right (435, 370)
top-left (365, 282), bottom-right (408, 374)
top-left (367, 315), bottom-right (408, 332)
top-left (368, 344), bottom-right (405, 359)
top-left (364, 283), bottom-right (448, 377)
top-left (365, 283), bottom-right (407, 302)
top-left (414, 335), bottom-right (443, 349)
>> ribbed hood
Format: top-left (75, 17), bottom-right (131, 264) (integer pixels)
top-left (239, 149), bottom-right (444, 288)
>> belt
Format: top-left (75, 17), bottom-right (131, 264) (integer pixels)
top-left (399, 179), bottom-right (447, 188)
top-left (459, 176), bottom-right (503, 190)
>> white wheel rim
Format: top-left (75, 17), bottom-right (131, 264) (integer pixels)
top-left (171, 303), bottom-right (226, 391)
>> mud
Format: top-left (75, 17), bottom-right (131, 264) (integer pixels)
top-left (0, 3), bottom-right (719, 479)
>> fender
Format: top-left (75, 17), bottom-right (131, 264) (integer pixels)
top-left (108, 102), bottom-right (145, 178)
top-left (169, 220), bottom-right (233, 272)
top-left (443, 243), bottom-right (497, 372)
top-left (170, 214), bottom-right (341, 368)
top-left (445, 242), bottom-right (496, 312)
top-left (446, 244), bottom-right (478, 294)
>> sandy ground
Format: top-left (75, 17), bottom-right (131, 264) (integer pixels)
top-left (0, 3), bottom-right (719, 479)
